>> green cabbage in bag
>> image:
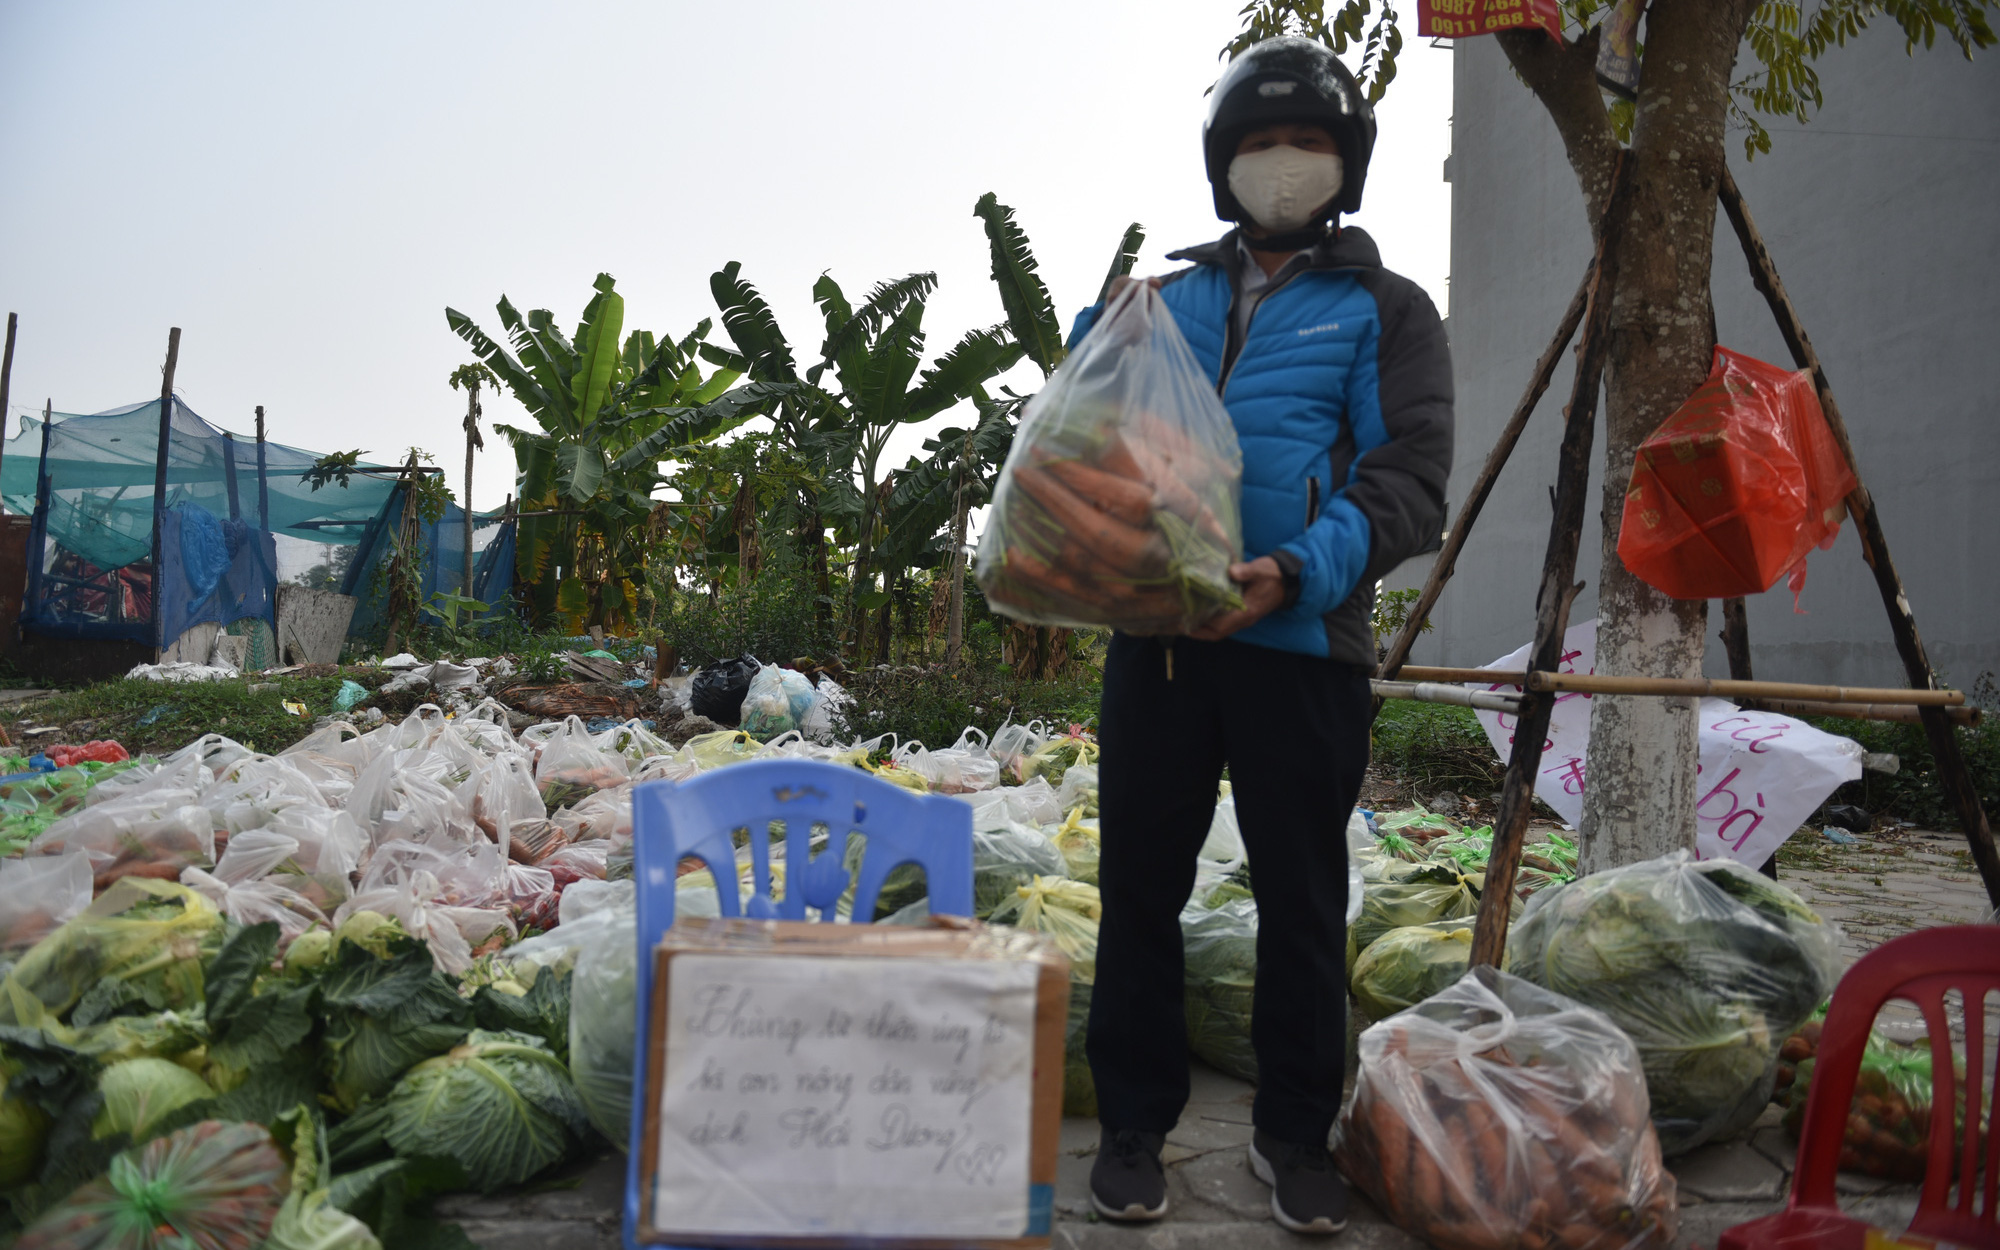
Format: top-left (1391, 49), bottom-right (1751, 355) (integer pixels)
top-left (1349, 919), bottom-right (1474, 1022)
top-left (991, 877), bottom-right (1099, 1115)
top-left (1508, 850), bottom-right (1839, 1155)
top-left (1181, 898), bottom-right (1258, 1082)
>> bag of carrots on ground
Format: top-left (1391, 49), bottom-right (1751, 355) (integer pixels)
top-left (975, 281), bottom-right (1244, 635)
top-left (1335, 966), bottom-right (1678, 1250)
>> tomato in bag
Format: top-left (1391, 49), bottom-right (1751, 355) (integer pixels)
top-left (1617, 347), bottom-right (1856, 603)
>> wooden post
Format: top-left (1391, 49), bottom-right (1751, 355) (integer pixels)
top-left (1718, 166), bottom-right (2000, 909)
top-left (462, 379), bottom-right (482, 598)
top-left (1472, 160), bottom-right (1635, 970)
top-left (1376, 262), bottom-right (1596, 691)
top-left (0, 313), bottom-right (17, 509)
top-left (1719, 597), bottom-right (1753, 680)
top-left (944, 433), bottom-right (971, 667)
top-left (150, 328), bottom-right (182, 654)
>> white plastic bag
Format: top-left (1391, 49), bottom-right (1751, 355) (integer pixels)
top-left (534, 716), bottom-right (630, 809)
top-left (737, 665), bottom-right (799, 738)
top-left (799, 676), bottom-right (849, 741)
top-left (333, 868), bottom-right (514, 975)
top-left (976, 282), bottom-right (1245, 634)
top-left (0, 851), bottom-right (92, 951)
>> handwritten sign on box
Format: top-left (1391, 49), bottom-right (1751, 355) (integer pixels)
top-left (647, 950), bottom-right (1044, 1242)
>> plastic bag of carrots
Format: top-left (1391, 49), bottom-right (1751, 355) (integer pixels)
top-left (1335, 967), bottom-right (1678, 1250)
top-left (975, 282), bottom-right (1243, 634)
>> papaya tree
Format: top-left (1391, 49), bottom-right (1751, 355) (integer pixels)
top-left (445, 274), bottom-right (773, 631)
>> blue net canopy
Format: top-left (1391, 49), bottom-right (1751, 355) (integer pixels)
top-left (340, 483), bottom-right (515, 640)
top-left (2, 398), bottom-right (397, 645)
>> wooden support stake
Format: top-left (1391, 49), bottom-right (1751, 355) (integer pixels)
top-left (1719, 166), bottom-right (2000, 909)
top-left (1720, 597), bottom-right (1754, 681)
top-left (462, 380), bottom-right (482, 597)
top-left (1393, 665), bottom-right (1963, 706)
top-left (1374, 263), bottom-right (1596, 696)
top-left (0, 313), bottom-right (16, 509)
top-left (150, 328), bottom-right (182, 655)
top-left (1473, 159), bottom-right (1635, 970)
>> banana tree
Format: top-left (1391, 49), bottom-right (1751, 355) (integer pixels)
top-left (704, 264), bottom-right (1023, 659)
top-left (941, 195), bottom-right (1144, 674)
top-left (445, 273), bottom-right (770, 630)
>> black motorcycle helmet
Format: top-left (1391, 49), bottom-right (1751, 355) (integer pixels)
top-left (1204, 36), bottom-right (1378, 222)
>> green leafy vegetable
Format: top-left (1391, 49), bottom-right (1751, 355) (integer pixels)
top-left (381, 1029), bottom-right (590, 1190)
top-left (1349, 919), bottom-right (1474, 1021)
top-left (471, 967), bottom-right (571, 1064)
top-left (1181, 897), bottom-right (1257, 1082)
top-left (319, 941), bottom-right (472, 1112)
top-left (1508, 851), bottom-right (1839, 1155)
top-left (15, 1118), bottom-right (288, 1250)
top-left (91, 1058), bottom-right (214, 1141)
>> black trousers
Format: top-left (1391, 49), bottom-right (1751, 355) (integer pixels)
top-left (1085, 633), bottom-right (1371, 1145)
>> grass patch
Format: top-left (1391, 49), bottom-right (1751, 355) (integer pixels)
top-left (14, 675), bottom-right (360, 757)
top-left (831, 668), bottom-right (1102, 750)
top-left (1370, 700), bottom-right (1503, 798)
top-left (1807, 714), bottom-right (2000, 828)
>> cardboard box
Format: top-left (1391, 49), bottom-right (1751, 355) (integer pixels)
top-left (638, 918), bottom-right (1069, 1249)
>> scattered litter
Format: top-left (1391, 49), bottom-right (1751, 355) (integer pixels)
top-left (126, 661), bottom-right (240, 683)
top-left (1823, 802), bottom-right (1874, 831)
top-left (137, 704), bottom-right (178, 726)
top-left (1822, 825), bottom-right (1859, 845)
top-left (282, 701), bottom-right (309, 717)
top-left (332, 680), bottom-right (370, 712)
top-left (1861, 752), bottom-right (1899, 775)
top-left (379, 652), bottom-right (422, 669)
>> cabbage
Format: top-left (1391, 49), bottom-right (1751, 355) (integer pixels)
top-left (569, 905), bottom-right (639, 1141)
top-left (92, 1057), bottom-right (216, 1141)
top-left (381, 1029), bottom-right (589, 1190)
top-left (0, 1072), bottom-right (50, 1187)
top-left (990, 877), bottom-right (1100, 1115)
top-left (1349, 919), bottom-right (1474, 1021)
top-left (1181, 898), bottom-right (1257, 1082)
top-left (1508, 851), bottom-right (1840, 1155)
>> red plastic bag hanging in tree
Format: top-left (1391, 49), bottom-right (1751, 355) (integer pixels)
top-left (1417, 0), bottom-right (1562, 41)
top-left (1618, 347), bottom-right (1857, 605)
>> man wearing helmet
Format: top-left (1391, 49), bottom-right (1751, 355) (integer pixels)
top-left (1070, 36), bottom-right (1453, 1235)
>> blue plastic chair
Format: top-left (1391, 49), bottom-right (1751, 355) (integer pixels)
top-left (622, 757), bottom-right (976, 1250)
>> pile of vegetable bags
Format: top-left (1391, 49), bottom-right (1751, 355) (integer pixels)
top-left (1344, 807), bottom-right (1574, 1022)
top-left (1507, 850), bottom-right (1841, 1155)
top-left (1336, 967), bottom-right (1678, 1250)
top-left (1775, 1007), bottom-right (1952, 1182)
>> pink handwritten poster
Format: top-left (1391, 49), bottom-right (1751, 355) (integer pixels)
top-left (1469, 619), bottom-right (1864, 865)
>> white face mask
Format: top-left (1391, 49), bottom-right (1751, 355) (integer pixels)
top-left (1227, 145), bottom-right (1344, 233)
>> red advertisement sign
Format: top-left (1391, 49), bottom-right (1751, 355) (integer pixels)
top-left (1417, 0), bottom-right (1563, 39)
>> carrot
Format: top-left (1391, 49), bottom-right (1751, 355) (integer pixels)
top-left (1126, 443), bottom-right (1233, 551)
top-left (1004, 547), bottom-right (1185, 621)
top-left (1041, 458), bottom-right (1153, 527)
top-left (1095, 434), bottom-right (1147, 482)
top-left (1011, 466), bottom-right (1167, 575)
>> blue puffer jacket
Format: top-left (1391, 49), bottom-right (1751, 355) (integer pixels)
top-left (1069, 227), bottom-right (1453, 664)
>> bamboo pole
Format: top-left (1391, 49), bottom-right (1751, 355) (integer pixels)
top-left (150, 328), bottom-right (181, 655)
top-left (1473, 157), bottom-right (1635, 970)
top-left (462, 380), bottom-right (481, 597)
top-left (0, 313), bottom-right (16, 510)
top-left (1371, 679), bottom-right (1522, 715)
top-left (1394, 665), bottom-right (1965, 706)
top-left (1739, 699), bottom-right (1981, 729)
top-left (1719, 165), bottom-right (2000, 908)
top-left (1374, 263), bottom-right (1596, 696)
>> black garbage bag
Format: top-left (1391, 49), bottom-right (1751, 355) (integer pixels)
top-left (690, 656), bottom-right (759, 726)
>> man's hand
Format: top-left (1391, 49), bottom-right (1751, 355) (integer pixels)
top-left (1103, 274), bottom-right (1162, 306)
top-left (1188, 556), bottom-right (1288, 641)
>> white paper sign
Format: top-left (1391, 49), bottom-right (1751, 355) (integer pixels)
top-left (652, 953), bottom-right (1040, 1239)
top-left (1469, 618), bottom-right (1864, 865)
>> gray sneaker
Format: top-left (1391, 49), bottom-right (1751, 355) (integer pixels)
top-left (1090, 1129), bottom-right (1168, 1222)
top-left (1249, 1130), bottom-right (1349, 1235)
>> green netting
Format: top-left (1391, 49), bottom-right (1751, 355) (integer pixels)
top-left (1, 399), bottom-right (395, 644)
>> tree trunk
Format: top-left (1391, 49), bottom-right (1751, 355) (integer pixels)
top-left (1501, 0), bottom-right (1755, 871)
top-left (462, 383), bottom-right (478, 598)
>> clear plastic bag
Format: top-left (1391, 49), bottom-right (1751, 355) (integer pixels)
top-left (1181, 896), bottom-right (1258, 1082)
top-left (1334, 967), bottom-right (1677, 1250)
top-left (568, 895), bottom-right (638, 1140)
top-left (1056, 763), bottom-right (1098, 816)
top-left (987, 720), bottom-right (1048, 783)
top-left (1046, 809), bottom-right (1101, 886)
top-left (472, 751), bottom-right (546, 858)
top-left (551, 787), bottom-right (632, 843)
top-left (332, 867), bottom-right (514, 975)
top-left (15, 1119), bottom-right (289, 1250)
top-left (964, 776), bottom-right (1062, 829)
top-left (737, 665), bottom-right (799, 738)
top-left (0, 850), bottom-right (92, 952)
top-left (989, 877), bottom-right (1100, 1116)
top-left (1506, 850), bottom-right (1840, 1155)
top-left (1350, 918), bottom-right (1475, 1022)
top-left (799, 676), bottom-right (849, 742)
top-left (976, 282), bottom-right (1245, 634)
top-left (29, 780), bottom-right (214, 892)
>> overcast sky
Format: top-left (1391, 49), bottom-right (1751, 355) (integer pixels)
top-left (0, 1), bottom-right (1453, 513)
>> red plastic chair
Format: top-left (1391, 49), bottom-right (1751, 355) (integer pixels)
top-left (1720, 924), bottom-right (2000, 1250)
